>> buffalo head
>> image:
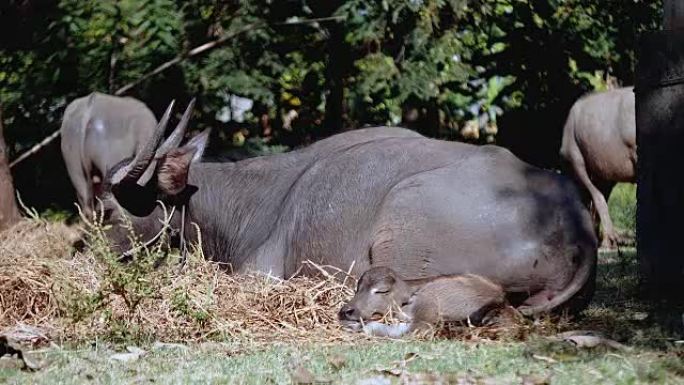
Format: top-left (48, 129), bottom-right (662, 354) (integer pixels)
top-left (95, 99), bottom-right (209, 257)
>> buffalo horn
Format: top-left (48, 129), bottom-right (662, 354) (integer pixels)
top-left (156, 98), bottom-right (195, 156)
top-left (111, 100), bottom-right (175, 186)
top-left (136, 98), bottom-right (196, 186)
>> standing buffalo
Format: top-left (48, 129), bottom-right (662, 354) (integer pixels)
top-left (560, 87), bottom-right (636, 247)
top-left (99, 101), bottom-right (598, 315)
top-left (60, 92), bottom-right (161, 217)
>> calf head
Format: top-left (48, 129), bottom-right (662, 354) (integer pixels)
top-left (339, 267), bottom-right (413, 327)
top-left (95, 99), bottom-right (209, 256)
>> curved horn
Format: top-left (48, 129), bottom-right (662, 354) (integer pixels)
top-left (136, 98), bottom-right (196, 186)
top-left (111, 100), bottom-right (175, 186)
top-left (155, 98), bottom-right (196, 157)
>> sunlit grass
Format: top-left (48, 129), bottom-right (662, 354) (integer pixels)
top-left (608, 183), bottom-right (636, 236)
top-left (3, 337), bottom-right (683, 385)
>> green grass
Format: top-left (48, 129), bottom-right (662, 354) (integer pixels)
top-left (2, 337), bottom-right (683, 384)
top-left (608, 183), bottom-right (636, 236)
top-left (3, 249), bottom-right (683, 385)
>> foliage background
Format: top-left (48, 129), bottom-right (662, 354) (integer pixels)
top-left (0, 0), bottom-right (661, 212)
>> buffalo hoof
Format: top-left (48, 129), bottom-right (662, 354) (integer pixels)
top-left (598, 227), bottom-right (621, 250)
top-left (599, 235), bottom-right (620, 251)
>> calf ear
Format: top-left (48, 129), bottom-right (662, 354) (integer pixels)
top-left (156, 129), bottom-right (210, 195)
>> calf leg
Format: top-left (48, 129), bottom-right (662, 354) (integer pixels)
top-left (406, 295), bottom-right (440, 335)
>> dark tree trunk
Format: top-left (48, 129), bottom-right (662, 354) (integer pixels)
top-left (664, 0), bottom-right (684, 30)
top-left (0, 107), bottom-right (20, 230)
top-left (322, 23), bottom-right (348, 137)
top-left (306, 1), bottom-right (349, 137)
top-left (635, 0), bottom-right (684, 300)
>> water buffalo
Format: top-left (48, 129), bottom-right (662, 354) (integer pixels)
top-left (560, 87), bottom-right (636, 248)
top-left (60, 92), bottom-right (162, 217)
top-left (339, 267), bottom-right (505, 337)
top-left (98, 101), bottom-right (597, 315)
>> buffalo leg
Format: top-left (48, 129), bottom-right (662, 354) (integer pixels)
top-left (598, 181), bottom-right (620, 247)
top-left (63, 150), bottom-right (93, 218)
top-left (567, 149), bottom-right (618, 248)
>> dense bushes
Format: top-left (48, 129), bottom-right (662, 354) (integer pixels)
top-left (0, 0), bottom-right (660, 211)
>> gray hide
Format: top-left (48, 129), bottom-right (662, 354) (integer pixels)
top-left (100, 105), bottom-right (598, 316)
top-left (560, 87), bottom-right (636, 247)
top-left (60, 92), bottom-right (157, 217)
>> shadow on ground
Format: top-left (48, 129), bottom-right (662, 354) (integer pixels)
top-left (579, 248), bottom-right (684, 348)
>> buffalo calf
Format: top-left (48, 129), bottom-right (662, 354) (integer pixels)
top-left (339, 267), bottom-right (505, 337)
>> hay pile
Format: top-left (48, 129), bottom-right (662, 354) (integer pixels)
top-left (0, 218), bottom-right (363, 344)
top-left (1, 218), bottom-right (548, 346)
top-left (0, 220), bottom-right (80, 329)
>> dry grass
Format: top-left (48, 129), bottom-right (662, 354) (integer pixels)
top-left (0, 218), bottom-right (370, 345)
top-left (0, 217), bottom-right (563, 348)
top-left (0, 220), bottom-right (80, 329)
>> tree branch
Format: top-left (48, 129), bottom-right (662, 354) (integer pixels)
top-left (114, 15), bottom-right (345, 96)
top-left (8, 15), bottom-right (346, 168)
top-left (114, 22), bottom-right (261, 96)
top-left (8, 129), bottom-right (61, 168)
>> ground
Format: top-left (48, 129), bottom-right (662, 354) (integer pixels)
top-left (1, 184), bottom-right (683, 385)
top-left (2, 332), bottom-right (682, 385)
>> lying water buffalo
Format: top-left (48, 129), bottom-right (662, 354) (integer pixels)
top-left (98, 101), bottom-right (597, 315)
top-left (560, 87), bottom-right (636, 248)
top-left (339, 267), bottom-right (505, 337)
top-left (60, 92), bottom-right (164, 217)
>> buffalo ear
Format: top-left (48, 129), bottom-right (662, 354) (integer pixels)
top-left (157, 146), bottom-right (197, 195)
top-left (156, 129), bottom-right (210, 196)
top-left (186, 128), bottom-right (210, 162)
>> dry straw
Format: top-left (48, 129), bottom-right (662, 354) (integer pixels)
top-left (0, 215), bottom-right (547, 346)
top-left (0, 217), bottom-right (371, 345)
top-left (0, 219), bottom-right (80, 329)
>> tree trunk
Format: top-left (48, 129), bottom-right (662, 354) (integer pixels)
top-left (635, 0), bottom-right (684, 299)
top-left (308, 1), bottom-right (347, 137)
top-left (664, 0), bottom-right (684, 30)
top-left (322, 23), bottom-right (348, 137)
top-left (0, 106), bottom-right (20, 230)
